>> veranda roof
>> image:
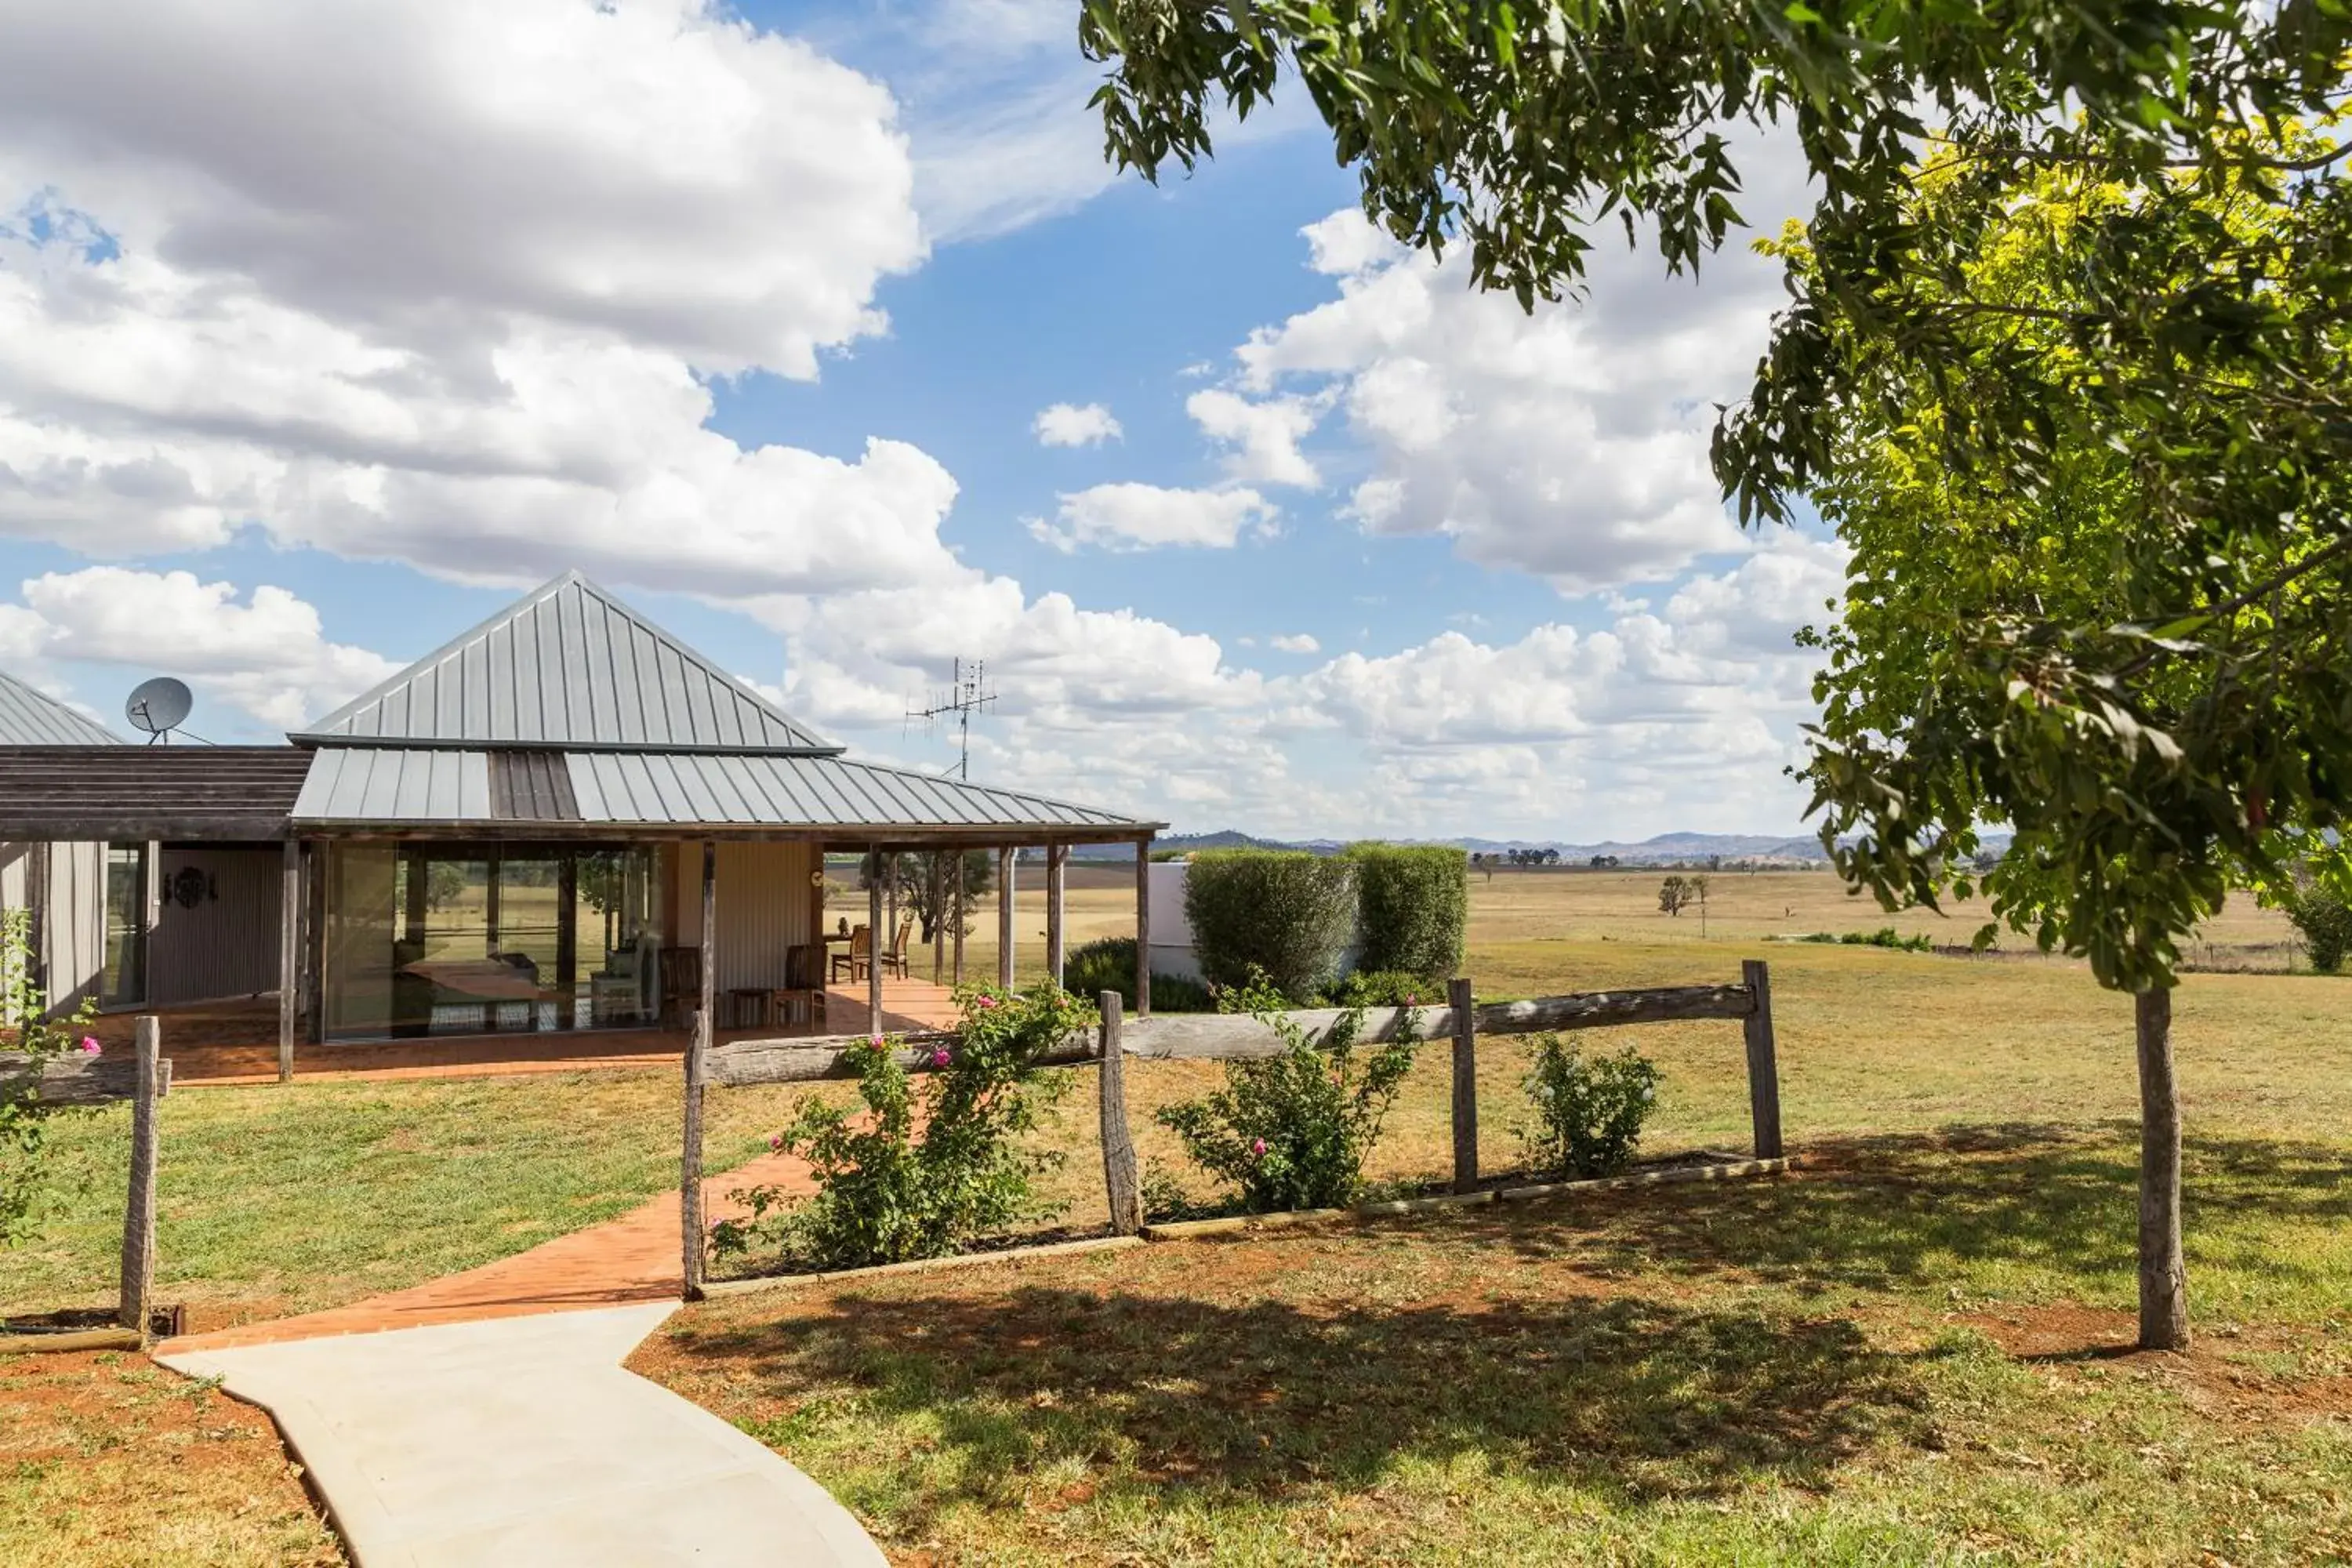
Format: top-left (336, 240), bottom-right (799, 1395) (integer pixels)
top-left (289, 746), bottom-right (1152, 840)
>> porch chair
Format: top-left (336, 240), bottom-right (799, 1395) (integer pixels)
top-left (829, 924), bottom-right (870, 984)
top-left (879, 914), bottom-right (916, 980)
top-left (659, 946), bottom-right (702, 1027)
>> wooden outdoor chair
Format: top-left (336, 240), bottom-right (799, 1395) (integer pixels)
top-left (829, 924), bottom-right (870, 984)
top-left (879, 915), bottom-right (916, 980)
top-left (659, 946), bottom-right (702, 1026)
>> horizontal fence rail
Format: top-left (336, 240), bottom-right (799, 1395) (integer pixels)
top-left (0, 1050), bottom-right (173, 1107)
top-left (703, 982), bottom-right (1758, 1090)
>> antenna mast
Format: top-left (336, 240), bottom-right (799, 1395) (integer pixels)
top-left (904, 658), bottom-right (998, 780)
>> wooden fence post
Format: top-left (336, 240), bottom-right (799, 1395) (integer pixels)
top-left (1449, 977), bottom-right (1478, 1193)
top-left (118, 1016), bottom-right (162, 1335)
top-left (1742, 959), bottom-right (1783, 1159)
top-left (1097, 990), bottom-right (1142, 1235)
top-left (681, 1007), bottom-right (708, 1300)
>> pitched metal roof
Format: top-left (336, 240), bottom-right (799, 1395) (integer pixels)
top-left (292, 746), bottom-right (1155, 835)
top-left (291, 571), bottom-right (838, 755)
top-left (0, 670), bottom-right (122, 746)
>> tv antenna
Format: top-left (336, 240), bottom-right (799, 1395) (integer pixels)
top-left (124, 677), bottom-right (195, 745)
top-left (905, 658), bottom-right (997, 780)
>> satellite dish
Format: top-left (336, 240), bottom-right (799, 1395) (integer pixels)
top-left (125, 677), bottom-right (194, 743)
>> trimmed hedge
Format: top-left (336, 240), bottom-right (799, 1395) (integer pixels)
top-left (1183, 850), bottom-right (1358, 1003)
top-left (1062, 937), bottom-right (1214, 1013)
top-left (1344, 843), bottom-right (1468, 980)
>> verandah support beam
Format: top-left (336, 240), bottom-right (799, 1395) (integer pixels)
top-left (952, 854), bottom-right (966, 986)
top-left (1045, 844), bottom-right (1066, 986)
top-left (867, 843), bottom-right (884, 1035)
top-left (25, 840), bottom-right (48, 1009)
top-left (996, 847), bottom-right (1015, 990)
top-left (683, 840), bottom-right (716, 1299)
top-left (930, 851), bottom-right (945, 985)
top-left (277, 840), bottom-right (300, 1082)
top-left (1134, 834), bottom-right (1152, 1018)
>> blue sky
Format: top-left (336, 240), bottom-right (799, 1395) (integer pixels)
top-left (0, 0), bottom-right (1841, 841)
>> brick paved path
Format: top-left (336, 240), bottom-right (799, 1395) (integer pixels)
top-left (162, 1148), bottom-right (818, 1353)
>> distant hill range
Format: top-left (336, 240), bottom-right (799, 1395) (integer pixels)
top-left (1069, 829), bottom-right (1843, 866)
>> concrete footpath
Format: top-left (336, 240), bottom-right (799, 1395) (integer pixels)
top-left (162, 1302), bottom-right (884, 1567)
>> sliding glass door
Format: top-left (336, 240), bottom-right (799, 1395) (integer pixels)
top-left (100, 842), bottom-right (148, 1008)
top-left (323, 842), bottom-right (662, 1044)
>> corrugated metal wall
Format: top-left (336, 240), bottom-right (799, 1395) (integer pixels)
top-left (0, 839), bottom-right (107, 1015)
top-left (673, 840), bottom-right (817, 992)
top-left (148, 846), bottom-right (281, 1005)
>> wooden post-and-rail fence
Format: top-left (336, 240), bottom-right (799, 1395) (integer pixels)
top-left (1, 1018), bottom-right (171, 1338)
top-left (681, 964), bottom-right (1782, 1276)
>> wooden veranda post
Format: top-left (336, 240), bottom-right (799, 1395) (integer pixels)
top-left (1741, 959), bottom-right (1782, 1159)
top-left (1449, 977), bottom-right (1478, 1193)
top-left (118, 1016), bottom-right (161, 1334)
top-left (866, 844), bottom-right (884, 1035)
top-left (930, 852), bottom-right (945, 985)
top-left (1045, 844), bottom-right (1066, 986)
top-left (996, 847), bottom-right (1015, 989)
top-left (277, 840), bottom-right (300, 1082)
top-left (699, 842), bottom-right (717, 1032)
top-left (1097, 991), bottom-right (1142, 1235)
top-left (952, 856), bottom-right (966, 986)
top-left (681, 1007), bottom-right (708, 1301)
top-left (25, 840), bottom-right (48, 1004)
top-left (1133, 836), bottom-right (1152, 1018)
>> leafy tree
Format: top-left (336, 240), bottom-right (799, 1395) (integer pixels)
top-left (1, 909), bottom-right (101, 1244)
top-left (1657, 874), bottom-right (1693, 916)
top-left (1079, 0), bottom-right (2352, 1352)
top-left (862, 850), bottom-right (995, 946)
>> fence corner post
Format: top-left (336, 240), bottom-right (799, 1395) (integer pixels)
top-left (1741, 959), bottom-right (1783, 1159)
top-left (1097, 990), bottom-right (1142, 1235)
top-left (681, 1007), bottom-right (709, 1301)
top-left (1449, 977), bottom-right (1478, 1194)
top-left (118, 1016), bottom-right (161, 1337)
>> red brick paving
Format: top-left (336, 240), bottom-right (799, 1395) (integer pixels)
top-left (162, 1146), bottom-right (820, 1353)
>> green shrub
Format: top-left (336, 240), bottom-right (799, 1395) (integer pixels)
top-left (1156, 972), bottom-right (1419, 1212)
top-left (1326, 969), bottom-right (1438, 1007)
top-left (1062, 936), bottom-right (1215, 1013)
top-left (711, 982), bottom-right (1086, 1272)
top-left (1343, 843), bottom-right (1467, 979)
top-left (1182, 850), bottom-right (1357, 1003)
top-left (1518, 1036), bottom-right (1663, 1179)
top-left (1798, 928), bottom-right (1932, 952)
top-left (2287, 889), bottom-right (2352, 973)
top-left (1, 907), bottom-right (101, 1245)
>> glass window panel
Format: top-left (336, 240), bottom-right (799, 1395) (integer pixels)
top-left (324, 843), bottom-right (397, 1040)
top-left (100, 843), bottom-right (147, 1007)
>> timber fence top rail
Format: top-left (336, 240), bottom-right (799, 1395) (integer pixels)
top-left (703, 981), bottom-right (1758, 1089)
top-left (0, 1051), bottom-right (172, 1107)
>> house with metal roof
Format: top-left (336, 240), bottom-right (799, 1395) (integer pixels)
top-left (1, 671), bottom-right (119, 1018)
top-left (0, 573), bottom-right (1161, 1076)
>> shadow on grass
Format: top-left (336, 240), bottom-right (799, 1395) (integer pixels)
top-left (1449, 1125), bottom-right (2352, 1299)
top-left (689, 1286), bottom-right (1934, 1525)
top-left (665, 1127), bottom-right (2347, 1533)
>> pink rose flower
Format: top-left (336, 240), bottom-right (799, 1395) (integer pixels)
top-left (868, 1034), bottom-right (886, 1049)
top-left (79, 1036), bottom-right (100, 1055)
top-left (975, 994), bottom-right (998, 1011)
top-left (768, 1134), bottom-right (783, 1152)
top-left (1250, 1138), bottom-right (1267, 1156)
top-left (931, 1047), bottom-right (953, 1068)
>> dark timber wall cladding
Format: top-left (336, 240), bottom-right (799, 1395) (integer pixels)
top-left (148, 845), bottom-right (281, 1005)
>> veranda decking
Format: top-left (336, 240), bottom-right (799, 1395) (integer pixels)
top-left (78, 978), bottom-right (965, 1087)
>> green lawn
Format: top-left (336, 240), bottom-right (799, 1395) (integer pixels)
top-left (0, 1070), bottom-right (808, 1330)
top-left (642, 1127), bottom-right (2352, 1565)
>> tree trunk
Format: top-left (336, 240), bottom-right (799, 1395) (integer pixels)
top-left (2136, 985), bottom-right (2190, 1351)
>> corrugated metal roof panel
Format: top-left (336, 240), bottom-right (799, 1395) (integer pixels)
top-left (561, 753), bottom-right (1147, 829)
top-left (0, 671), bottom-right (122, 746)
top-left (291, 746), bottom-right (1152, 833)
top-left (292, 572), bottom-right (837, 754)
top-left (293, 749), bottom-right (493, 823)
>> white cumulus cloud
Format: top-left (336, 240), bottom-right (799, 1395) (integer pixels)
top-left (1033, 401), bottom-right (1123, 448)
top-left (1269, 633), bottom-right (1320, 654)
top-left (1028, 483), bottom-right (1276, 554)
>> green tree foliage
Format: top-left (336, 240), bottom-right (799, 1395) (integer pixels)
top-left (1342, 843), bottom-right (1467, 981)
top-left (2285, 888), bottom-right (2352, 975)
top-left (1, 909), bottom-right (101, 1244)
top-left (1156, 974), bottom-right (1418, 1212)
top-left (1080, 0), bottom-right (2352, 1353)
top-left (862, 850), bottom-right (995, 945)
top-left (1182, 849), bottom-right (1358, 1003)
top-left (711, 982), bottom-right (1084, 1272)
